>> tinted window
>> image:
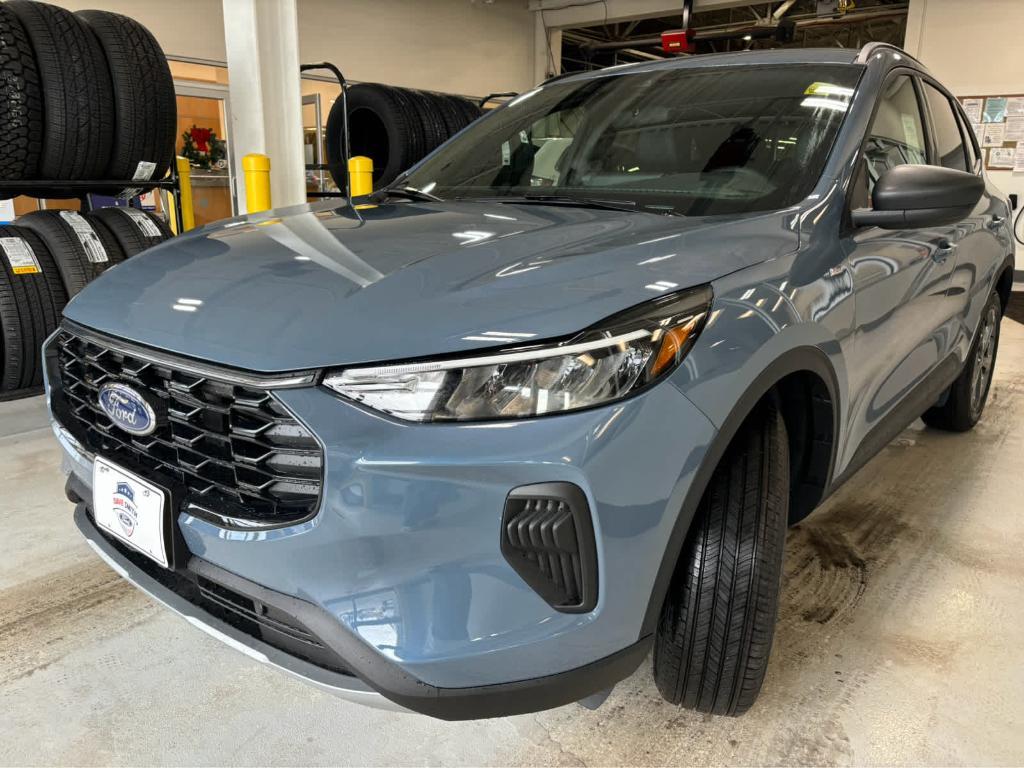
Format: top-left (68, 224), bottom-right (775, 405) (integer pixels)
top-left (404, 64), bottom-right (862, 216)
top-left (864, 76), bottom-right (927, 185)
top-left (923, 82), bottom-right (968, 170)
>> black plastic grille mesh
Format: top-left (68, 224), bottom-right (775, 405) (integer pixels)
top-left (53, 330), bottom-right (322, 527)
top-left (502, 497), bottom-right (586, 608)
top-left (92, 518), bottom-right (350, 675)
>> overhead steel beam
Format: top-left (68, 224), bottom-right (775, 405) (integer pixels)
top-left (529, 0), bottom-right (756, 29)
top-left (573, 6), bottom-right (907, 52)
top-left (772, 0), bottom-right (799, 20)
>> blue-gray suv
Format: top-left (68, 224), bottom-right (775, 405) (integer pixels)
top-left (45, 44), bottom-right (1015, 719)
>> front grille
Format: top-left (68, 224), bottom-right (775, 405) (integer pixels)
top-left (51, 328), bottom-right (322, 528)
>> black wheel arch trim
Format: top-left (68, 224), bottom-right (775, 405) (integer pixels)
top-left (640, 344), bottom-right (841, 637)
top-left (73, 499), bottom-right (650, 720)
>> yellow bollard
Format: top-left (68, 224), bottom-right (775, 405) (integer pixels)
top-left (242, 153), bottom-right (272, 213)
top-left (348, 155), bottom-right (373, 197)
top-left (168, 156), bottom-right (196, 234)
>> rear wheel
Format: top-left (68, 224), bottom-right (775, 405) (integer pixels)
top-left (922, 291), bottom-right (1001, 432)
top-left (653, 401), bottom-right (789, 716)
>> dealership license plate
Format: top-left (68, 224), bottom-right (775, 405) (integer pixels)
top-left (92, 457), bottom-right (169, 568)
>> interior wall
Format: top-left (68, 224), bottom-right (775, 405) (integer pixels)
top-left (905, 0), bottom-right (1024, 208)
top-left (295, 0), bottom-right (535, 96)
top-left (49, 0), bottom-right (535, 97)
top-left (47, 0), bottom-right (228, 61)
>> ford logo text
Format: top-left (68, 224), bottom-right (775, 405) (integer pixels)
top-left (97, 383), bottom-right (157, 436)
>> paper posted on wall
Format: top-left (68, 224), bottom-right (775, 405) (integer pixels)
top-left (1006, 96), bottom-right (1024, 118)
top-left (983, 96), bottom-right (1008, 123)
top-left (988, 147), bottom-right (1016, 169)
top-left (1005, 116), bottom-right (1024, 143)
top-left (982, 123), bottom-right (1006, 147)
top-left (962, 97), bottom-right (984, 124)
top-left (1014, 143), bottom-right (1024, 173)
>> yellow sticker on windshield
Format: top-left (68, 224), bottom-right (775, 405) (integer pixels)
top-left (805, 82), bottom-right (855, 98)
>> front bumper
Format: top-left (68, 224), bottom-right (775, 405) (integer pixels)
top-left (51, 336), bottom-right (718, 718)
top-left (72, 489), bottom-right (651, 719)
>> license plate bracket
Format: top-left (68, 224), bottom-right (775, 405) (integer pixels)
top-left (92, 456), bottom-right (173, 569)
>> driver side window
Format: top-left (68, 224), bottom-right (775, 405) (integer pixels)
top-left (851, 75), bottom-right (928, 208)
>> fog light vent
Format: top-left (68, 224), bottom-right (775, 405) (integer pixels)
top-left (500, 482), bottom-right (597, 613)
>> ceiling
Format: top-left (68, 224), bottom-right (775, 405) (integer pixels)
top-left (559, 0), bottom-right (908, 72)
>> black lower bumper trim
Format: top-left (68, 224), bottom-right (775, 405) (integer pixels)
top-left (74, 495), bottom-right (651, 720)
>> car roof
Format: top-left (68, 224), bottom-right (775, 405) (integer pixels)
top-left (542, 44), bottom-right (923, 87)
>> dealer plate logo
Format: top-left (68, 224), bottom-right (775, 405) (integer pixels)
top-left (113, 481), bottom-right (138, 537)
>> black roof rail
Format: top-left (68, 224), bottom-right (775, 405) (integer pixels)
top-left (541, 70), bottom-right (581, 86)
top-left (855, 42), bottom-right (924, 67)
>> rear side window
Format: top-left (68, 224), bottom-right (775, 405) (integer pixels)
top-left (923, 82), bottom-right (968, 171)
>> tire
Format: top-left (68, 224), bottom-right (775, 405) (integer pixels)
top-left (17, 209), bottom-right (115, 297)
top-left (7, 0), bottom-right (114, 180)
top-left (653, 401), bottom-right (789, 716)
top-left (86, 207), bottom-right (171, 259)
top-left (407, 89), bottom-right (448, 153)
top-left (87, 214), bottom-right (127, 264)
top-left (430, 92), bottom-right (466, 140)
top-left (450, 94), bottom-right (483, 127)
top-left (76, 10), bottom-right (176, 183)
top-left (0, 225), bottom-right (65, 390)
top-left (0, 4), bottom-right (43, 180)
top-left (922, 291), bottom-right (1002, 432)
top-left (325, 83), bottom-right (426, 190)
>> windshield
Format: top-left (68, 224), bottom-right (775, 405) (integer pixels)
top-left (404, 64), bottom-right (862, 216)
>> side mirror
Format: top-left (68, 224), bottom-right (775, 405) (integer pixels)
top-left (851, 164), bottom-right (985, 230)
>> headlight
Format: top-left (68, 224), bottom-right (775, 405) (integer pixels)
top-left (323, 286), bottom-right (712, 422)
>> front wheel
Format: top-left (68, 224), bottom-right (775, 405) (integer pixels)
top-left (653, 401), bottom-right (789, 716)
top-left (922, 291), bottom-right (1002, 432)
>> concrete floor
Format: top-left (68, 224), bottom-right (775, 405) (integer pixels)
top-left (3, 321), bottom-right (1024, 767)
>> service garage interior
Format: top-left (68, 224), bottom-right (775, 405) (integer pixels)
top-left (1, 0), bottom-right (1023, 766)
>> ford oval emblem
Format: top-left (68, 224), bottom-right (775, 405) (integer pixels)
top-left (98, 382), bottom-right (157, 436)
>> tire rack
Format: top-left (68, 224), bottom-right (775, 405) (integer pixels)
top-left (302, 61), bottom-right (350, 202)
top-left (0, 174), bottom-right (186, 232)
top-left (0, 173), bottom-right (185, 401)
top-left (302, 63), bottom-right (497, 202)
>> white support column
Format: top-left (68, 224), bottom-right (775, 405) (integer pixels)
top-left (222, 0), bottom-right (305, 213)
top-left (533, 12), bottom-right (562, 85)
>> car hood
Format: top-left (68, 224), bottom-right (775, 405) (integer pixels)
top-left (64, 200), bottom-right (798, 372)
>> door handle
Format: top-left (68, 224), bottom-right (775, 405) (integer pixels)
top-left (933, 238), bottom-right (957, 262)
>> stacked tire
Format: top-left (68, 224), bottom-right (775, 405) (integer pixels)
top-left (0, 207), bottom-right (170, 395)
top-left (0, 0), bottom-right (177, 396)
top-left (0, 225), bottom-right (65, 391)
top-left (0, 1), bottom-right (176, 184)
top-left (325, 84), bottom-right (483, 190)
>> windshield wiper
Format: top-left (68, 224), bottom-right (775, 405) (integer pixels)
top-left (464, 194), bottom-right (643, 214)
top-left (369, 185), bottom-right (443, 203)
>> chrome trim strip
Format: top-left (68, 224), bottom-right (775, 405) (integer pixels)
top-left (329, 329), bottom-right (652, 380)
top-left (62, 321), bottom-right (317, 389)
